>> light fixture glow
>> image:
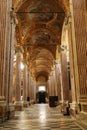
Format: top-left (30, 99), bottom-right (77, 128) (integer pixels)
top-left (14, 55), bottom-right (16, 62)
top-left (20, 63), bottom-right (24, 70)
top-left (39, 86), bottom-right (46, 91)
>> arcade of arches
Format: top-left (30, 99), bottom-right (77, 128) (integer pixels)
top-left (0, 0), bottom-right (87, 120)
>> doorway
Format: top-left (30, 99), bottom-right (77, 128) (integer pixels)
top-left (36, 86), bottom-right (47, 103)
top-left (38, 91), bottom-right (46, 103)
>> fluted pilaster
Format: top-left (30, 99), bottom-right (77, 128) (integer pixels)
top-left (0, 0), bottom-right (7, 98)
top-left (48, 78), bottom-right (52, 96)
top-left (23, 63), bottom-right (28, 107)
top-left (55, 65), bottom-right (61, 101)
top-left (15, 51), bottom-right (21, 101)
top-left (54, 69), bottom-right (58, 96)
top-left (28, 72), bottom-right (31, 101)
top-left (26, 71), bottom-right (30, 103)
top-left (15, 47), bottom-right (23, 110)
top-left (28, 73), bottom-right (36, 104)
top-left (48, 70), bottom-right (57, 96)
top-left (50, 72), bottom-right (55, 96)
top-left (71, 0), bottom-right (87, 112)
top-left (67, 18), bottom-right (78, 115)
top-left (0, 0), bottom-right (8, 118)
top-left (69, 44), bottom-right (76, 102)
top-left (0, 0), bottom-right (15, 118)
top-left (60, 51), bottom-right (69, 101)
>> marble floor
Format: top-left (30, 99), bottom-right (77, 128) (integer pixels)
top-left (0, 104), bottom-right (86, 130)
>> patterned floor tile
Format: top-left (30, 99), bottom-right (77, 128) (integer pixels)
top-left (0, 104), bottom-right (86, 130)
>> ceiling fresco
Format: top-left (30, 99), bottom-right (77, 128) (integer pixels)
top-left (13, 0), bottom-right (69, 80)
top-left (27, 0), bottom-right (54, 22)
top-left (31, 30), bottom-right (51, 45)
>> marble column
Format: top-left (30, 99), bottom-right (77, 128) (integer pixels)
top-left (48, 70), bottom-right (59, 107)
top-left (68, 18), bottom-right (77, 115)
top-left (46, 79), bottom-right (49, 102)
top-left (31, 79), bottom-right (34, 100)
top-left (28, 72), bottom-right (31, 104)
top-left (50, 71), bottom-right (55, 96)
top-left (31, 78), bottom-right (36, 103)
top-left (28, 74), bottom-right (34, 104)
top-left (33, 81), bottom-right (36, 103)
top-left (27, 71), bottom-right (30, 104)
top-left (23, 63), bottom-right (28, 107)
top-left (48, 76), bottom-right (53, 105)
top-left (50, 69), bottom-right (58, 97)
top-left (47, 79), bottom-right (49, 97)
top-left (30, 76), bottom-right (33, 100)
top-left (0, 0), bottom-right (8, 116)
top-left (7, 8), bottom-right (16, 118)
top-left (0, 0), bottom-right (15, 118)
top-left (48, 77), bottom-right (52, 96)
top-left (60, 51), bottom-right (69, 102)
top-left (55, 65), bottom-right (61, 101)
top-left (70, 0), bottom-right (87, 112)
top-left (53, 69), bottom-right (58, 96)
top-left (14, 47), bottom-right (23, 111)
top-left (60, 72), bottom-right (64, 103)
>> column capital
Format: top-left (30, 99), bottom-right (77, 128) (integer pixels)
top-left (65, 11), bottom-right (71, 25)
top-left (10, 9), bottom-right (18, 25)
top-left (15, 46), bottom-right (24, 54)
top-left (23, 60), bottom-right (28, 66)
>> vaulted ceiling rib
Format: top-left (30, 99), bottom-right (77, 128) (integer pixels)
top-left (14, 0), bottom-right (69, 80)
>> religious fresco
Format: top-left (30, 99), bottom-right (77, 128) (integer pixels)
top-left (31, 30), bottom-right (51, 45)
top-left (14, 0), bottom-right (69, 79)
top-left (27, 0), bottom-right (54, 22)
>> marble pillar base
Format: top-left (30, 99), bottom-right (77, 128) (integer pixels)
top-left (70, 102), bottom-right (78, 116)
top-left (23, 101), bottom-right (29, 107)
top-left (14, 101), bottom-right (23, 111)
top-left (79, 96), bottom-right (87, 113)
top-left (30, 100), bottom-right (35, 105)
top-left (0, 100), bottom-right (7, 119)
top-left (59, 100), bottom-right (63, 104)
top-left (7, 103), bottom-right (15, 119)
top-left (81, 103), bottom-right (87, 112)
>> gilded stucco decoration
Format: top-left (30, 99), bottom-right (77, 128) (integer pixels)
top-left (13, 0), bottom-right (69, 80)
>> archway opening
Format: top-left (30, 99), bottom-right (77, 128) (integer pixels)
top-left (36, 85), bottom-right (47, 104)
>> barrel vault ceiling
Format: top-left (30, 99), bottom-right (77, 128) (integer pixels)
top-left (13, 0), bottom-right (69, 80)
